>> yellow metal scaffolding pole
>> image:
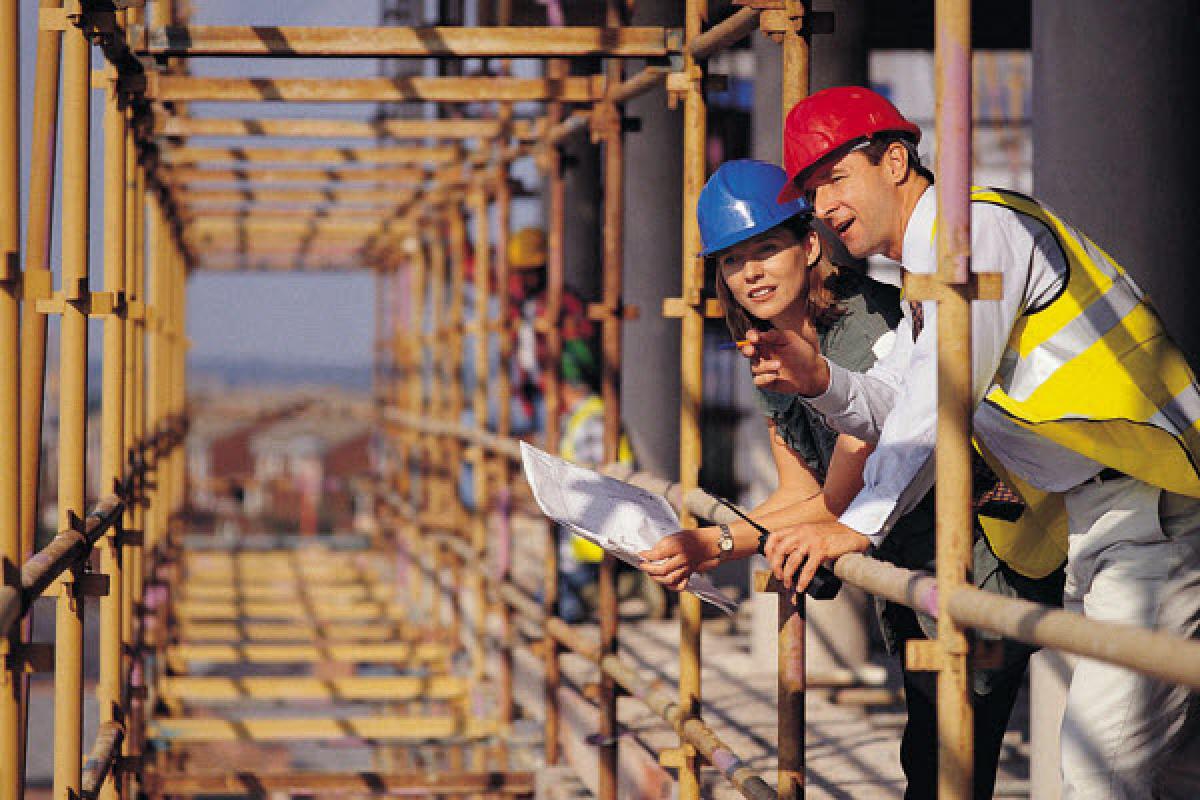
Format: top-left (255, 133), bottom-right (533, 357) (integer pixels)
top-left (97, 63), bottom-right (128, 800)
top-left (673, 2), bottom-right (708, 798)
top-left (540, 57), bottom-right (568, 768)
top-left (0, 0), bottom-right (21, 798)
top-left (121, 108), bottom-right (145, 800)
top-left (146, 193), bottom-right (167, 557)
top-left (54, 14), bottom-right (92, 800)
top-left (933, 0), bottom-right (975, 796)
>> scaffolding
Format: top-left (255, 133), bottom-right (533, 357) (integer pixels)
top-left (1, 2), bottom-right (1199, 800)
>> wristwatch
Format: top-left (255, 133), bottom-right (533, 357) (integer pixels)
top-left (715, 523), bottom-right (734, 560)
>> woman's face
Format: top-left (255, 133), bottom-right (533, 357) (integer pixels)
top-left (717, 226), bottom-right (819, 325)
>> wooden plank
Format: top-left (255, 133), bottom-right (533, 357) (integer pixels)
top-left (174, 599), bottom-right (409, 622)
top-left (176, 621), bottom-right (408, 642)
top-left (165, 641), bottom-right (447, 666)
top-left (144, 771), bottom-right (535, 796)
top-left (155, 116), bottom-right (542, 140)
top-left (146, 715), bottom-right (497, 742)
top-left (140, 25), bottom-right (671, 58)
top-left (177, 188), bottom-right (412, 205)
top-left (146, 75), bottom-right (605, 103)
top-left (162, 165), bottom-right (426, 184)
top-left (181, 583), bottom-right (395, 602)
top-left (157, 675), bottom-right (467, 702)
top-left (161, 145), bottom-right (459, 166)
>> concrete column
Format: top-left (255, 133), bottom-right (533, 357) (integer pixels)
top-left (619, 0), bottom-right (683, 479)
top-left (560, 132), bottom-right (602, 302)
top-left (1032, 4), bottom-right (1200, 795)
top-left (1033, 0), bottom-right (1200, 361)
top-left (810, 0), bottom-right (868, 92)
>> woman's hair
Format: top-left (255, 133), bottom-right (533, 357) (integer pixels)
top-left (713, 214), bottom-right (855, 341)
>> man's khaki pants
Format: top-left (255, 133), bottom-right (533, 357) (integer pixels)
top-left (1061, 475), bottom-right (1200, 799)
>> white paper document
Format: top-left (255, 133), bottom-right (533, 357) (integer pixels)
top-left (520, 443), bottom-right (736, 615)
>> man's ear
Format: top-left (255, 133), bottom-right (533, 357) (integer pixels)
top-left (885, 141), bottom-right (910, 185)
top-left (805, 229), bottom-right (822, 268)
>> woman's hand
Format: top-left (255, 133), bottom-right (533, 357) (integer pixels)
top-left (638, 528), bottom-right (722, 592)
top-left (742, 325), bottom-right (829, 397)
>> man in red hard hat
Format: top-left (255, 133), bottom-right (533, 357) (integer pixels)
top-left (754, 85), bottom-right (1200, 799)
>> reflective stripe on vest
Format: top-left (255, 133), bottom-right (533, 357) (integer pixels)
top-left (968, 188), bottom-right (1200, 576)
top-left (560, 395), bottom-right (634, 563)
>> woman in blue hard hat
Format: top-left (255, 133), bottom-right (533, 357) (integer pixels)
top-left (639, 159), bottom-right (1057, 800)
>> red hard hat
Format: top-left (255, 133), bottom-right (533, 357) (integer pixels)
top-left (778, 86), bottom-right (921, 203)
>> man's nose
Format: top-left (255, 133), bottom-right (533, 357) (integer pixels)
top-left (812, 187), bottom-right (837, 220)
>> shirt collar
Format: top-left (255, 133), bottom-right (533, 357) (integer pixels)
top-left (900, 185), bottom-right (937, 276)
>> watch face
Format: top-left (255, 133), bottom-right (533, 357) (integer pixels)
top-left (719, 528), bottom-right (734, 551)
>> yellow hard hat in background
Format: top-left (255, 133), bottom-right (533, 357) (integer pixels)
top-left (508, 227), bottom-right (547, 270)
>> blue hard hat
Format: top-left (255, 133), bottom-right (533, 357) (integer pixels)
top-left (697, 159), bottom-right (813, 257)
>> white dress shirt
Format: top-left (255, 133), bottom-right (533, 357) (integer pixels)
top-left (806, 186), bottom-right (1104, 545)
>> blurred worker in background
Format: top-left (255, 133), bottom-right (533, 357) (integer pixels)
top-left (554, 339), bottom-right (634, 622)
top-left (757, 85), bottom-right (1200, 799)
top-left (507, 227), bottom-right (596, 438)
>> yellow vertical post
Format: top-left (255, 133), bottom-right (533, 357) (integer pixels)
top-left (776, 6), bottom-right (809, 798)
top-left (492, 140), bottom-right (516, 736)
top-left (469, 186), bottom-right (491, 681)
top-left (20, 0), bottom-right (63, 569)
top-left (934, 0), bottom-right (975, 796)
top-left (98, 64), bottom-right (127, 800)
top-left (121, 113), bottom-right (144, 800)
top-left (145, 194), bottom-right (165, 559)
top-left (17, 6), bottom-right (63, 791)
top-left (0, 1), bottom-right (21, 798)
top-left (675, 2), bottom-right (708, 798)
top-left (54, 10), bottom-right (92, 800)
top-left (540, 58), bottom-right (568, 767)
top-left (596, 4), bottom-right (626, 794)
top-left (408, 239), bottom-right (427, 617)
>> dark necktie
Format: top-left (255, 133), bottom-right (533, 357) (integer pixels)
top-left (907, 301), bottom-right (1024, 520)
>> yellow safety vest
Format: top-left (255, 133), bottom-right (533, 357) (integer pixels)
top-left (561, 395), bottom-right (634, 563)
top-left (970, 188), bottom-right (1200, 577)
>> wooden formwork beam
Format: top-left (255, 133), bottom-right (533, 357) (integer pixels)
top-left (155, 116), bottom-right (543, 140)
top-left (143, 771), bottom-right (536, 796)
top-left (161, 165), bottom-right (426, 185)
top-left (146, 74), bottom-right (605, 103)
top-left (160, 145), bottom-right (459, 166)
top-left (139, 25), bottom-right (673, 58)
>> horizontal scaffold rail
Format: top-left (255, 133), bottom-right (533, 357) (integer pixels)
top-left (158, 675), bottom-right (466, 703)
top-left (155, 116), bottom-right (542, 140)
top-left (165, 641), bottom-right (447, 667)
top-left (161, 165), bottom-right (427, 185)
top-left (142, 771), bottom-right (536, 797)
top-left (179, 188), bottom-right (413, 205)
top-left (138, 25), bottom-right (674, 58)
top-left (147, 715), bottom-right (497, 743)
top-left (161, 145), bottom-right (459, 166)
top-left (145, 75), bottom-right (606, 103)
top-left (173, 599), bottom-right (409, 622)
top-left (177, 620), bottom-right (413, 643)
